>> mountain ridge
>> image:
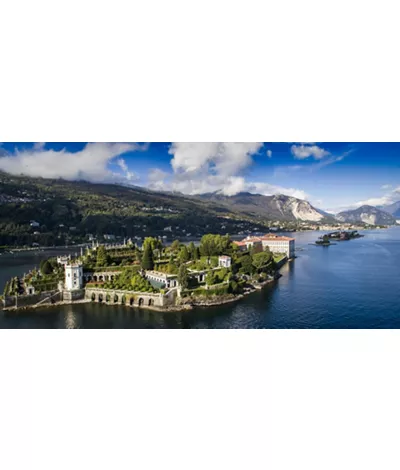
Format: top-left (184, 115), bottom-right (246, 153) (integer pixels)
top-left (337, 205), bottom-right (397, 225)
top-left (195, 192), bottom-right (334, 222)
top-left (378, 200), bottom-right (400, 219)
top-left (0, 171), bottom-right (333, 223)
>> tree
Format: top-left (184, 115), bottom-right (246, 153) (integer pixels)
top-left (200, 234), bottom-right (232, 259)
top-left (206, 271), bottom-right (216, 286)
top-left (188, 242), bottom-right (196, 260)
top-left (171, 239), bottom-right (181, 252)
top-left (96, 245), bottom-right (109, 267)
top-left (200, 234), bottom-right (216, 261)
top-left (252, 251), bottom-right (273, 272)
top-left (41, 260), bottom-right (53, 275)
top-left (142, 244), bottom-right (154, 270)
top-left (143, 237), bottom-right (163, 252)
top-left (167, 261), bottom-right (178, 274)
top-left (177, 264), bottom-right (189, 290)
top-left (178, 246), bottom-right (190, 263)
top-left (238, 254), bottom-right (253, 275)
top-left (135, 250), bottom-right (142, 263)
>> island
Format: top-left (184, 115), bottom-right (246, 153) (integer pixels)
top-left (323, 230), bottom-right (364, 241)
top-left (2, 234), bottom-right (294, 312)
top-left (315, 235), bottom-right (332, 246)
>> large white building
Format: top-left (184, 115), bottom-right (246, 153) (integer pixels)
top-left (234, 235), bottom-right (295, 258)
top-left (65, 263), bottom-right (83, 290)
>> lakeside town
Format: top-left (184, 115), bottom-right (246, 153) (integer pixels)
top-left (0, 218), bottom-right (380, 255)
top-left (1, 233), bottom-right (295, 312)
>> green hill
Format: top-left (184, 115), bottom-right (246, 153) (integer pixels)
top-left (0, 172), bottom-right (263, 246)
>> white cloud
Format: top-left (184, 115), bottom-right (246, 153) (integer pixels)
top-left (333, 186), bottom-right (400, 213)
top-left (291, 144), bottom-right (330, 160)
top-left (148, 169), bottom-right (309, 200)
top-left (266, 149), bottom-right (272, 158)
top-left (0, 142), bottom-right (145, 183)
top-left (117, 158), bottom-right (139, 181)
top-left (169, 142), bottom-right (262, 177)
top-left (147, 168), bottom-right (170, 191)
top-left (164, 142), bottom-right (264, 194)
top-left (382, 184), bottom-right (392, 190)
top-left (148, 142), bottom-right (309, 200)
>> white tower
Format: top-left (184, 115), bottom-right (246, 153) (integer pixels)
top-left (65, 263), bottom-right (83, 290)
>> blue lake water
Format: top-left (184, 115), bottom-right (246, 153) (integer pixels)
top-left (1, 228), bottom-right (400, 328)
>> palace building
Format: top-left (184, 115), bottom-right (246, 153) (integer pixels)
top-left (234, 234), bottom-right (295, 258)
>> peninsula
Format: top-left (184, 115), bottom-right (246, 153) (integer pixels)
top-left (2, 234), bottom-right (294, 313)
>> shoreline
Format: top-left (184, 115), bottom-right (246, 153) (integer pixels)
top-left (2, 275), bottom-right (281, 315)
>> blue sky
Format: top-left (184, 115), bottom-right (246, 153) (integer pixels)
top-left (1, 142), bottom-right (400, 212)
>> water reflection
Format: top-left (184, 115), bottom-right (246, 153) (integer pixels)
top-left (64, 305), bottom-right (79, 329)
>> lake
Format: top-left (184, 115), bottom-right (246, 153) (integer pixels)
top-left (1, 228), bottom-right (400, 328)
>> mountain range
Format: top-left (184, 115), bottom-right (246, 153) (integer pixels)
top-left (197, 192), bottom-right (332, 222)
top-left (378, 201), bottom-right (400, 219)
top-left (336, 205), bottom-right (397, 225)
top-left (0, 171), bottom-right (398, 246)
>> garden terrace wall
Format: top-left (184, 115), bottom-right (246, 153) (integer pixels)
top-left (84, 288), bottom-right (177, 308)
top-left (3, 290), bottom-right (62, 309)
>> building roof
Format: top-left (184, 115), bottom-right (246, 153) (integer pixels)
top-left (233, 241), bottom-right (248, 246)
top-left (242, 234), bottom-right (295, 243)
top-left (219, 255), bottom-right (231, 259)
top-left (259, 235), bottom-right (295, 242)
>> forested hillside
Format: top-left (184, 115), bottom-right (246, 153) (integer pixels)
top-left (0, 172), bottom-right (265, 246)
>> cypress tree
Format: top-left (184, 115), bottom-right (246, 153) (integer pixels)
top-left (142, 245), bottom-right (154, 270)
top-left (41, 260), bottom-right (53, 275)
top-left (177, 264), bottom-right (189, 290)
top-left (96, 245), bottom-right (109, 267)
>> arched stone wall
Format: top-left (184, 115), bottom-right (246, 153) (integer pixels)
top-left (85, 288), bottom-right (167, 308)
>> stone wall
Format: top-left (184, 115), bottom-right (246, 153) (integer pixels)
top-left (84, 288), bottom-right (176, 308)
top-left (3, 290), bottom-right (62, 309)
top-left (62, 289), bottom-right (85, 302)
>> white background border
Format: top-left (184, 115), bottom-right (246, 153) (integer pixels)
top-left (1, 1), bottom-right (400, 469)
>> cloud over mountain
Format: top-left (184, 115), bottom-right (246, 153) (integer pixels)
top-left (148, 142), bottom-right (308, 200)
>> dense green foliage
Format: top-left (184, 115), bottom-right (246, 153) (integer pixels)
top-left (0, 171), bottom-right (268, 247)
top-left (103, 269), bottom-right (156, 292)
top-left (199, 234), bottom-right (231, 258)
top-left (142, 244), bottom-right (155, 270)
top-left (96, 245), bottom-right (110, 267)
top-left (177, 264), bottom-right (189, 290)
top-left (41, 260), bottom-right (53, 275)
top-left (252, 251), bottom-right (273, 272)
